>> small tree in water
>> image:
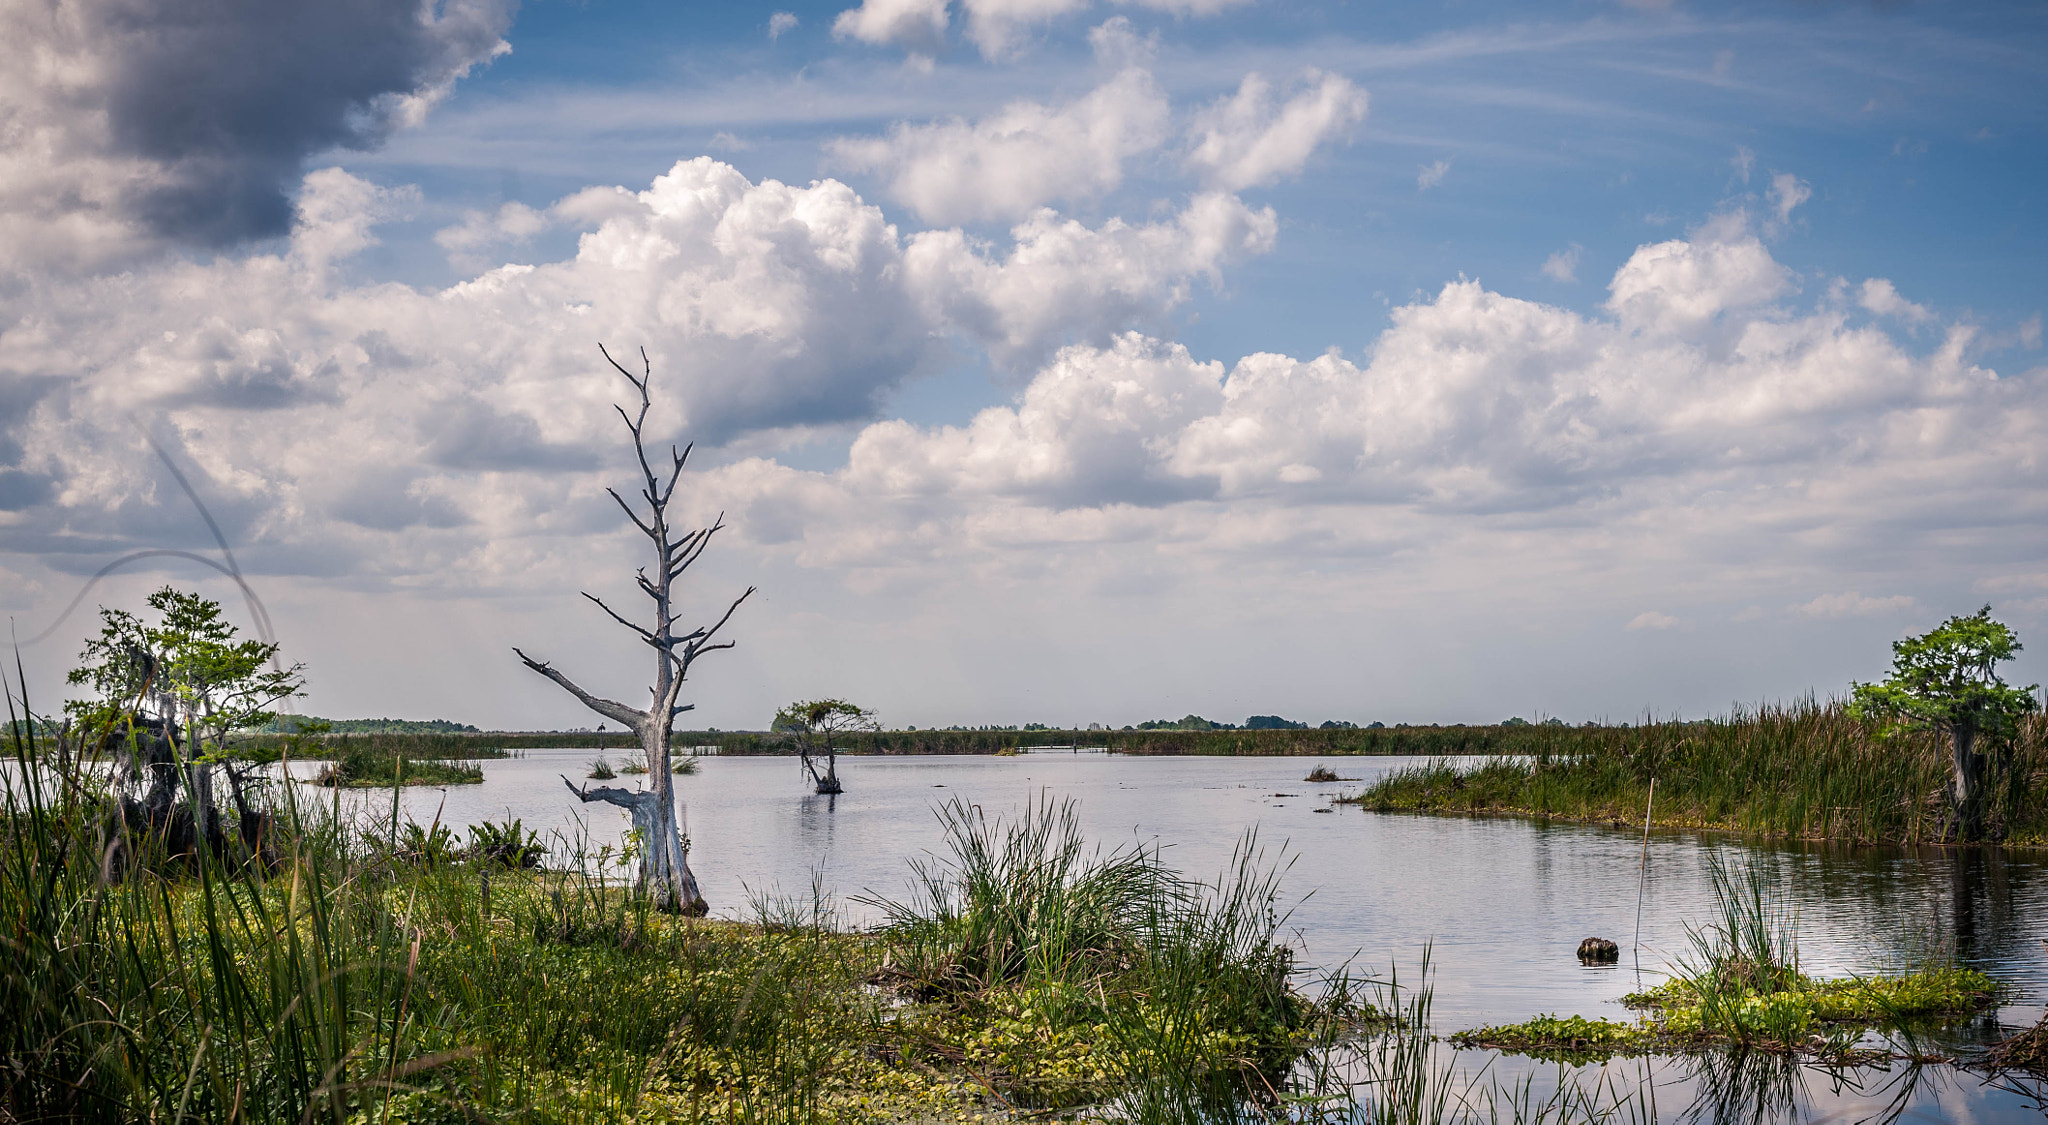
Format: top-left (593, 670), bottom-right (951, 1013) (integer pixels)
top-left (1851, 606), bottom-right (2038, 842)
top-left (65, 586), bottom-right (304, 868)
top-left (515, 346), bottom-right (754, 914)
top-left (773, 699), bottom-right (877, 794)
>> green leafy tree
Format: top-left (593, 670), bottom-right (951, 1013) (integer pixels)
top-left (1851, 606), bottom-right (2039, 841)
top-left (65, 586), bottom-right (305, 861)
top-left (772, 699), bottom-right (877, 795)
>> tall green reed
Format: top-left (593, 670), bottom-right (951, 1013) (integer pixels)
top-left (1353, 701), bottom-right (2048, 844)
top-left (2, 662), bottom-right (456, 1123)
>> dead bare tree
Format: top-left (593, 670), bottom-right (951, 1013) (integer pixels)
top-left (514, 345), bottom-right (753, 915)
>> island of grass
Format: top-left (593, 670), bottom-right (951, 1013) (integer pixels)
top-left (1454, 966), bottom-right (1998, 1066)
top-left (1340, 702), bottom-right (2048, 845)
top-left (1451, 859), bottom-right (2002, 1067)
top-left (309, 744), bottom-right (487, 786)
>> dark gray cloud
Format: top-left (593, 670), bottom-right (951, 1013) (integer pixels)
top-left (0, 469), bottom-right (53, 510)
top-left (329, 468), bottom-right (470, 531)
top-left (424, 400), bottom-right (600, 472)
top-left (1, 0), bottom-right (514, 260)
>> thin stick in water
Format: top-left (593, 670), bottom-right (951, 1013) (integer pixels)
top-left (1632, 777), bottom-right (1656, 983)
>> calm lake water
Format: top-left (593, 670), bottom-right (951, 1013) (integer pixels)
top-left (290, 749), bottom-right (2048, 1122)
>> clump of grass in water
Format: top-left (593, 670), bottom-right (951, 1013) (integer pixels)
top-left (1450, 1013), bottom-right (1663, 1065)
top-left (313, 742), bottom-right (484, 786)
top-left (587, 755), bottom-right (617, 779)
top-left (857, 794), bottom-right (1358, 1116)
top-left (1623, 854), bottom-right (1996, 1056)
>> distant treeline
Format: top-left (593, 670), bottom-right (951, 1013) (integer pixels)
top-left (239, 731), bottom-right (513, 759)
top-left (233, 722), bottom-right (1655, 758)
top-left (259, 716), bottom-right (483, 734)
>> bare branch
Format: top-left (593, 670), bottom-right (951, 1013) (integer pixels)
top-left (513, 647), bottom-right (647, 728)
top-left (659, 442), bottom-right (693, 505)
top-left (669, 518), bottom-right (724, 580)
top-left (606, 488), bottom-right (658, 540)
top-left (561, 773), bottom-right (653, 810)
top-left (598, 342), bottom-right (646, 395)
top-left (582, 592), bottom-right (662, 647)
top-left (678, 587), bottom-right (756, 676)
top-left (691, 587), bottom-right (756, 653)
top-left (684, 640), bottom-right (736, 665)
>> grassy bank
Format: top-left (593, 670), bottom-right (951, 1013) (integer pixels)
top-left (4, 712), bottom-right (1370, 1123)
top-left (1342, 702), bottom-right (2048, 845)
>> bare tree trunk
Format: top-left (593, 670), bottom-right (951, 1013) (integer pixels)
top-left (560, 775), bottom-right (705, 913)
top-left (1951, 721), bottom-right (1985, 842)
top-left (820, 735), bottom-right (841, 795)
top-left (518, 345), bottom-right (751, 915)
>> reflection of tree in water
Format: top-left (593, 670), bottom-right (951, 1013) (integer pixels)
top-left (1676, 1049), bottom-right (1935, 1125)
top-left (1947, 845), bottom-right (2016, 953)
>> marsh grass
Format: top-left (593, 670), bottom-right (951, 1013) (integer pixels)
top-left (855, 794), bottom-right (1352, 1116)
top-left (311, 742), bottom-right (486, 787)
top-left (1449, 1015), bottom-right (1662, 1065)
top-left (4, 665), bottom-right (1379, 1124)
top-left (2, 683), bottom-right (451, 1122)
top-left (1347, 702), bottom-right (2048, 844)
top-left (6, 656), bottom-right (2005, 1124)
top-left (241, 730), bottom-right (513, 760)
top-left (1617, 856), bottom-right (1997, 1059)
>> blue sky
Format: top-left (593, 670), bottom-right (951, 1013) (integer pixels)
top-left (1, 0), bottom-right (2043, 728)
top-left (351, 0), bottom-right (2047, 427)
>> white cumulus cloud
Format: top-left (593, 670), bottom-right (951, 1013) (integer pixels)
top-left (1858, 278), bottom-right (1931, 323)
top-left (434, 200), bottom-right (553, 274)
top-left (1541, 244), bottom-right (1583, 283)
top-left (0, 156), bottom-right (1294, 586)
top-left (906, 191), bottom-right (1278, 368)
top-left (828, 67), bottom-right (1171, 224)
top-left (1184, 70), bottom-right (1367, 192)
top-left (685, 217), bottom-right (2043, 601)
top-left (831, 0), bottom-right (949, 54)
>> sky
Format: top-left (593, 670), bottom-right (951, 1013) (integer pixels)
top-left (1, 0), bottom-right (2044, 731)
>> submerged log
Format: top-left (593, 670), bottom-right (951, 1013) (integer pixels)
top-left (1577, 937), bottom-right (1620, 963)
